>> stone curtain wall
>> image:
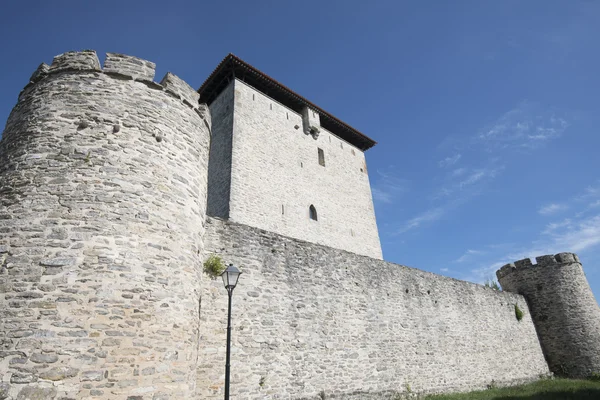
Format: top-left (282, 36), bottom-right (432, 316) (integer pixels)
top-left (0, 51), bottom-right (211, 399)
top-left (497, 254), bottom-right (600, 378)
top-left (225, 80), bottom-right (382, 259)
top-left (198, 218), bottom-right (550, 399)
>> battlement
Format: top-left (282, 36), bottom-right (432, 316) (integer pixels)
top-left (21, 50), bottom-right (205, 121)
top-left (496, 252), bottom-right (580, 279)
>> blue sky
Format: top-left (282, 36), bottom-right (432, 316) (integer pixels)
top-left (1, 1), bottom-right (599, 299)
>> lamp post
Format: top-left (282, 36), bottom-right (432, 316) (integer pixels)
top-left (221, 263), bottom-right (241, 400)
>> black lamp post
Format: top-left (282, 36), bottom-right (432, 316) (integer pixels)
top-left (221, 263), bottom-right (241, 400)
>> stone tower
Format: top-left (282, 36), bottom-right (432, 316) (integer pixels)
top-left (199, 55), bottom-right (383, 259)
top-left (497, 253), bottom-right (600, 378)
top-left (0, 51), bottom-right (211, 399)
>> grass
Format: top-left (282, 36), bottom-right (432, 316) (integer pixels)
top-left (423, 378), bottom-right (600, 400)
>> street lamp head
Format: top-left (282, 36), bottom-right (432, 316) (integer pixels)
top-left (221, 264), bottom-right (242, 291)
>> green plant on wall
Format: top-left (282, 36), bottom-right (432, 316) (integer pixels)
top-left (484, 278), bottom-right (501, 291)
top-left (203, 254), bottom-right (225, 278)
top-left (515, 304), bottom-right (524, 321)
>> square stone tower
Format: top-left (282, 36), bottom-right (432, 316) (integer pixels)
top-left (199, 55), bottom-right (382, 259)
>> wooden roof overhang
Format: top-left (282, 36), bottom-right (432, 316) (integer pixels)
top-left (198, 54), bottom-right (377, 151)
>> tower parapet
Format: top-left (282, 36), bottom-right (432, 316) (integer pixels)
top-left (0, 50), bottom-right (211, 399)
top-left (497, 253), bottom-right (600, 378)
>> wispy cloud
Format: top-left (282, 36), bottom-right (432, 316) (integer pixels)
top-left (439, 154), bottom-right (461, 168)
top-left (477, 101), bottom-right (568, 151)
top-left (396, 207), bottom-right (445, 234)
top-left (539, 203), bottom-right (569, 215)
top-left (455, 249), bottom-right (485, 263)
top-left (462, 181), bottom-right (600, 285)
top-left (395, 101), bottom-right (567, 236)
top-left (371, 167), bottom-right (409, 205)
top-left (452, 167), bottom-right (468, 177)
top-left (458, 168), bottom-right (502, 189)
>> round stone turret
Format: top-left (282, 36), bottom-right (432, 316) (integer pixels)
top-left (497, 252), bottom-right (600, 378)
top-left (0, 51), bottom-right (211, 399)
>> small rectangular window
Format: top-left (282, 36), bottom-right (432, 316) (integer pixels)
top-left (318, 148), bottom-right (325, 167)
top-left (282, 205), bottom-right (285, 215)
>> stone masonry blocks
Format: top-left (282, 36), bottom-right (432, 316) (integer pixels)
top-left (49, 50), bottom-right (101, 72)
top-left (160, 72), bottom-right (200, 107)
top-left (197, 217), bottom-right (550, 399)
top-left (497, 253), bottom-right (600, 378)
top-left (0, 50), bottom-right (211, 399)
top-left (103, 53), bottom-right (156, 81)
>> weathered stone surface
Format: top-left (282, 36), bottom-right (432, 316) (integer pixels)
top-left (16, 385), bottom-right (57, 400)
top-left (49, 50), bottom-right (100, 72)
top-left (206, 79), bottom-right (382, 259)
top-left (38, 367), bottom-right (79, 381)
top-left (30, 352), bottom-right (58, 363)
top-left (104, 53), bottom-right (156, 81)
top-left (0, 50), bottom-right (210, 400)
top-left (197, 218), bottom-right (551, 399)
top-left (0, 383), bottom-right (9, 400)
top-left (497, 253), bottom-right (600, 378)
top-left (10, 373), bottom-right (37, 384)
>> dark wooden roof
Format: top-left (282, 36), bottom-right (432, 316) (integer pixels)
top-left (198, 54), bottom-right (377, 151)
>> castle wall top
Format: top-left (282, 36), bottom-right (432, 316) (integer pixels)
top-left (197, 53), bottom-right (377, 151)
top-left (496, 252), bottom-right (580, 280)
top-left (20, 51), bottom-right (206, 123)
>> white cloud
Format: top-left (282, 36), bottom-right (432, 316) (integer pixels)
top-left (462, 213), bottom-right (600, 286)
top-left (452, 168), bottom-right (468, 177)
top-left (589, 200), bottom-right (600, 208)
top-left (439, 154), bottom-right (462, 168)
top-left (455, 249), bottom-right (485, 263)
top-left (371, 168), bottom-right (409, 205)
top-left (396, 207), bottom-right (445, 234)
top-left (459, 167), bottom-right (502, 189)
top-left (538, 203), bottom-right (569, 215)
top-left (549, 215), bottom-right (600, 252)
top-left (477, 102), bottom-right (568, 151)
top-left (440, 268), bottom-right (449, 272)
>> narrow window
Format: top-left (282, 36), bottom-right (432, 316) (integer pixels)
top-left (351, 149), bottom-right (355, 156)
top-left (300, 161), bottom-right (303, 168)
top-left (340, 142), bottom-right (343, 149)
top-left (282, 205), bottom-right (285, 215)
top-left (318, 148), bottom-right (325, 166)
top-left (252, 94), bottom-right (255, 101)
top-left (309, 205), bottom-right (318, 221)
top-left (286, 112), bottom-right (289, 120)
top-left (270, 103), bottom-right (272, 110)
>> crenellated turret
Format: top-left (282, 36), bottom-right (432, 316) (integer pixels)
top-left (497, 252), bottom-right (600, 378)
top-left (0, 50), bottom-right (211, 399)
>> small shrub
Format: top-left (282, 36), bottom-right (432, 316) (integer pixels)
top-left (486, 380), bottom-right (498, 390)
top-left (203, 254), bottom-right (225, 278)
top-left (515, 304), bottom-right (524, 321)
top-left (484, 278), bottom-right (501, 291)
top-left (259, 376), bottom-right (266, 387)
top-left (588, 372), bottom-right (600, 382)
top-left (405, 383), bottom-right (412, 393)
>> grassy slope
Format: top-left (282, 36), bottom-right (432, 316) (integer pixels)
top-left (424, 379), bottom-right (600, 400)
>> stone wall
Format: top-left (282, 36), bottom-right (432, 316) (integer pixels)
top-left (497, 253), bottom-right (600, 378)
top-left (206, 81), bottom-right (234, 219)
top-left (198, 217), bottom-right (550, 399)
top-left (207, 79), bottom-right (382, 259)
top-left (0, 51), bottom-right (211, 399)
